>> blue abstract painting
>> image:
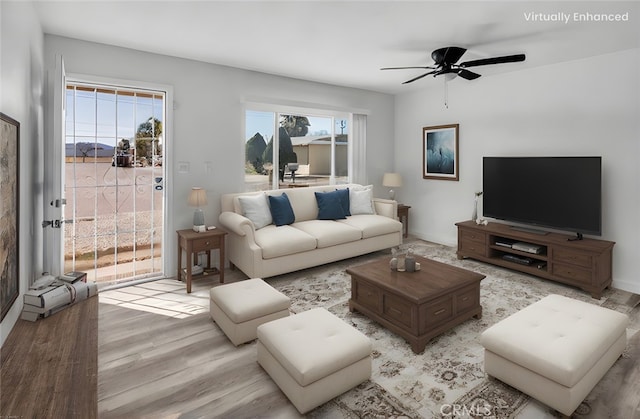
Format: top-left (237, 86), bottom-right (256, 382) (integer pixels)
top-left (423, 124), bottom-right (459, 181)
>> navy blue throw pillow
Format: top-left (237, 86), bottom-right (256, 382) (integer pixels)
top-left (268, 193), bottom-right (295, 226)
top-left (334, 188), bottom-right (351, 216)
top-left (315, 191), bottom-right (347, 220)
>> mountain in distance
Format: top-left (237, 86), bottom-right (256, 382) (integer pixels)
top-left (65, 142), bottom-right (115, 158)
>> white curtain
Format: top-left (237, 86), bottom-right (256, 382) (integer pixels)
top-left (351, 114), bottom-right (367, 185)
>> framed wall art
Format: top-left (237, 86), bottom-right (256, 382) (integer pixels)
top-left (1, 113), bottom-right (20, 321)
top-left (423, 124), bottom-right (459, 181)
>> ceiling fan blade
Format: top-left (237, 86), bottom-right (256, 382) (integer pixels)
top-left (457, 69), bottom-right (481, 80)
top-left (459, 54), bottom-right (526, 68)
top-left (380, 66), bottom-right (436, 71)
top-left (432, 46), bottom-right (467, 65)
top-left (402, 71), bottom-right (437, 84)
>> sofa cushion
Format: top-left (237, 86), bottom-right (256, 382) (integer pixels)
top-left (294, 220), bottom-right (362, 248)
top-left (238, 193), bottom-right (272, 229)
top-left (281, 186), bottom-right (334, 221)
top-left (315, 191), bottom-right (347, 220)
top-left (268, 193), bottom-right (295, 226)
top-left (255, 225), bottom-right (317, 259)
top-left (339, 214), bottom-right (402, 239)
top-left (350, 185), bottom-right (374, 215)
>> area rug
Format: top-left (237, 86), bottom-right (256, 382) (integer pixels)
top-left (262, 241), bottom-right (640, 418)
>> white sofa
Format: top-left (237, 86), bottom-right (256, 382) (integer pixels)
top-left (219, 184), bottom-right (403, 278)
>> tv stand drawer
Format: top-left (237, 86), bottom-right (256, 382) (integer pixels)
top-left (553, 248), bottom-right (592, 269)
top-left (459, 239), bottom-right (486, 257)
top-left (460, 229), bottom-right (486, 244)
top-left (551, 263), bottom-right (591, 284)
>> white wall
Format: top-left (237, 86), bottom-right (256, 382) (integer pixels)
top-left (43, 35), bottom-right (395, 278)
top-left (0, 2), bottom-right (44, 346)
top-left (394, 48), bottom-right (640, 294)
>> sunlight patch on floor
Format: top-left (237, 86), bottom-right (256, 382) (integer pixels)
top-left (99, 279), bottom-right (209, 318)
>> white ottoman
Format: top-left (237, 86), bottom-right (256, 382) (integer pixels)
top-left (209, 278), bottom-right (290, 346)
top-left (481, 294), bottom-right (628, 416)
top-left (257, 307), bottom-right (372, 414)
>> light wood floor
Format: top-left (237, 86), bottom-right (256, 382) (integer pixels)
top-left (97, 272), bottom-right (306, 418)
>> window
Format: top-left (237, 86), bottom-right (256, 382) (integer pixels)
top-left (244, 110), bottom-right (349, 191)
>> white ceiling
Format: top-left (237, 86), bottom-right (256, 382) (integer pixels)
top-left (33, 1), bottom-right (639, 94)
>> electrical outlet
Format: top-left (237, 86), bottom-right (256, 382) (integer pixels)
top-left (178, 161), bottom-right (190, 174)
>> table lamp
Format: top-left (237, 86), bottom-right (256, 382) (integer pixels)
top-left (382, 173), bottom-right (402, 200)
top-left (188, 187), bottom-right (207, 232)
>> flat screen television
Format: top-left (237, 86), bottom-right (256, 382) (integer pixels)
top-left (482, 156), bottom-right (602, 238)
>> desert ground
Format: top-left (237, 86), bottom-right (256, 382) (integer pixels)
top-left (63, 162), bottom-right (163, 284)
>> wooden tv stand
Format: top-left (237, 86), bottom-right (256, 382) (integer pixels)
top-left (455, 221), bottom-right (615, 299)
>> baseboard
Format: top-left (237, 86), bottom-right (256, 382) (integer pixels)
top-left (611, 278), bottom-right (640, 296)
top-left (411, 231), bottom-right (456, 248)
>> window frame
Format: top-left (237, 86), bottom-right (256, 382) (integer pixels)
top-left (243, 103), bottom-right (352, 191)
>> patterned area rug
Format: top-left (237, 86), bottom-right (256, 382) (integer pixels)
top-left (263, 241), bottom-right (640, 418)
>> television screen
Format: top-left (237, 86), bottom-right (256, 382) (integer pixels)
top-left (482, 157), bottom-right (602, 236)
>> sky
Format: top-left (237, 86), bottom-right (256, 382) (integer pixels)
top-left (245, 110), bottom-right (347, 142)
top-left (65, 87), bottom-right (164, 146)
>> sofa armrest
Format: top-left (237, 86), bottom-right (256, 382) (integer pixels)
top-left (219, 211), bottom-right (255, 237)
top-left (373, 198), bottom-right (398, 220)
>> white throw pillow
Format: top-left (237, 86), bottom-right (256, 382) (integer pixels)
top-left (350, 186), bottom-right (375, 215)
top-left (350, 184), bottom-right (373, 193)
top-left (238, 193), bottom-right (272, 229)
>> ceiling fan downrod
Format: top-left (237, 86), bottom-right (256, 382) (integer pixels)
top-left (444, 75), bottom-right (449, 108)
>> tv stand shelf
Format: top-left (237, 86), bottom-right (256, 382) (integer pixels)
top-left (455, 221), bottom-right (615, 299)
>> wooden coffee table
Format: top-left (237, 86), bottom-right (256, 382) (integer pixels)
top-left (347, 255), bottom-right (485, 353)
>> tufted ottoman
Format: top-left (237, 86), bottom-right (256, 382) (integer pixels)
top-left (209, 278), bottom-right (290, 346)
top-left (481, 294), bottom-right (628, 416)
top-left (257, 307), bottom-right (372, 414)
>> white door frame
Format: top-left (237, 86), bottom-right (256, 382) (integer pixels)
top-left (45, 66), bottom-right (175, 278)
top-left (43, 55), bottom-right (66, 276)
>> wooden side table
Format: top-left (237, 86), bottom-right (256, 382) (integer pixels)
top-left (397, 204), bottom-right (411, 238)
top-left (176, 228), bottom-right (226, 293)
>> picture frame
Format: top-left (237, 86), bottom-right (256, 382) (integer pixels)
top-left (423, 124), bottom-right (459, 181)
top-left (1, 113), bottom-right (20, 321)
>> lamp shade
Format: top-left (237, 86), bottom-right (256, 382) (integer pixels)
top-left (188, 187), bottom-right (207, 207)
top-left (383, 173), bottom-right (403, 188)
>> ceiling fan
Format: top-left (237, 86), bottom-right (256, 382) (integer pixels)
top-left (381, 46), bottom-right (526, 84)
